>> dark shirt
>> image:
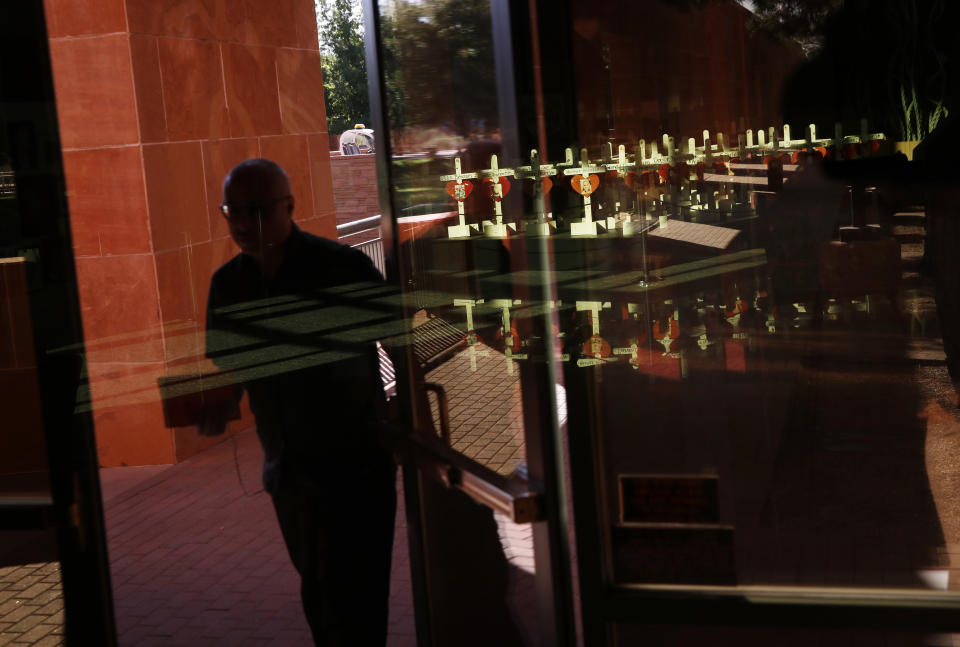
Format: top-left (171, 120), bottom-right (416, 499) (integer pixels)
top-left (205, 225), bottom-right (392, 494)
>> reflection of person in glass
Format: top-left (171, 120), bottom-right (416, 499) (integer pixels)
top-left (199, 158), bottom-right (396, 646)
top-left (916, 76), bottom-right (960, 404)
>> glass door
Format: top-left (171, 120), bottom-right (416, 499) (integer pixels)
top-left (0, 2), bottom-right (115, 643)
top-left (364, 0), bottom-right (577, 644)
top-left (526, 0), bottom-right (960, 645)
top-left (369, 0), bottom-right (960, 645)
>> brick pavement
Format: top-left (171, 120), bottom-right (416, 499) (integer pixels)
top-left (100, 428), bottom-right (413, 647)
top-left (0, 562), bottom-right (64, 646)
top-left (424, 342), bottom-right (527, 478)
top-left (0, 336), bottom-right (537, 646)
top-left (96, 339), bottom-right (534, 646)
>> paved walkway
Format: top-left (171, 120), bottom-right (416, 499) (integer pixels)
top-left (99, 339), bottom-right (531, 647)
top-left (0, 339), bottom-right (533, 647)
top-left (0, 562), bottom-right (64, 646)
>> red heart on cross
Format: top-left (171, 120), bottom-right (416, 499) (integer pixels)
top-left (657, 164), bottom-right (670, 183)
top-left (445, 180), bottom-right (474, 201)
top-left (483, 176), bottom-right (511, 200)
top-left (571, 174), bottom-right (600, 196)
top-left (582, 334), bottom-right (611, 359)
top-left (496, 323), bottom-right (522, 352)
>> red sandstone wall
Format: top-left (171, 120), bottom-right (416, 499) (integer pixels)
top-left (44, 0), bottom-right (335, 466)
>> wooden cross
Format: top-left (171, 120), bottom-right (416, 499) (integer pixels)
top-left (654, 301), bottom-right (680, 355)
top-left (516, 149), bottom-right (557, 236)
top-left (554, 147), bottom-right (576, 174)
top-left (453, 298), bottom-right (489, 372)
top-left (440, 157), bottom-right (479, 239)
top-left (575, 300), bottom-right (612, 367)
top-left (564, 148), bottom-right (607, 236)
top-left (605, 143), bottom-right (636, 179)
top-left (489, 298), bottom-right (525, 374)
top-left (701, 130), bottom-right (713, 164)
top-left (612, 302), bottom-right (644, 369)
top-left (717, 131), bottom-right (731, 156)
top-left (782, 124), bottom-right (799, 149)
top-left (605, 144), bottom-right (638, 229)
top-left (479, 154), bottom-right (516, 238)
top-left (663, 134), bottom-right (674, 163)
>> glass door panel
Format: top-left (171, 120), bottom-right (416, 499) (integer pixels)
top-left (368, 0), bottom-right (574, 644)
top-left (372, 0), bottom-right (960, 643)
top-left (542, 0), bottom-right (960, 643)
top-left (1, 2), bottom-right (114, 642)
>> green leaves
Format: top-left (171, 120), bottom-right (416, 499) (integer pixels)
top-left (317, 0), bottom-right (370, 136)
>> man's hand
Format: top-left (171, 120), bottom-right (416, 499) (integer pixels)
top-left (197, 404), bottom-right (229, 437)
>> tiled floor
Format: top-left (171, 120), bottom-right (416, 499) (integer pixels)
top-left (96, 340), bottom-right (535, 647)
top-left (0, 338), bottom-right (538, 647)
top-left (425, 341), bottom-right (527, 477)
top-left (0, 562), bottom-right (64, 646)
top-left (100, 427), bottom-right (419, 647)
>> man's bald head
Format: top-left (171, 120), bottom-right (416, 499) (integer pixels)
top-left (223, 158), bottom-right (291, 199)
top-left (221, 158), bottom-right (295, 262)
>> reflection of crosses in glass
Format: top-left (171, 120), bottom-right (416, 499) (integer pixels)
top-left (781, 124), bottom-right (794, 148)
top-left (479, 154), bottom-right (515, 222)
top-left (453, 298), bottom-right (488, 372)
top-left (605, 144), bottom-right (637, 215)
top-left (563, 148), bottom-right (606, 180)
top-left (518, 150), bottom-right (556, 226)
top-left (563, 149), bottom-right (606, 234)
top-left (440, 157), bottom-right (478, 238)
top-left (490, 298), bottom-right (522, 375)
top-left (577, 300), bottom-right (612, 363)
top-left (516, 149), bottom-right (556, 181)
top-left (554, 147), bottom-right (575, 174)
top-left (440, 156), bottom-right (478, 184)
top-left (605, 144), bottom-right (636, 176)
top-left (576, 300), bottom-right (610, 338)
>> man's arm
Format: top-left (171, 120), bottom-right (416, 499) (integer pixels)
top-left (198, 274), bottom-right (243, 437)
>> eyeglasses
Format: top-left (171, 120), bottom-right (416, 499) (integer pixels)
top-left (219, 195), bottom-right (291, 221)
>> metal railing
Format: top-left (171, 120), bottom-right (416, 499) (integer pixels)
top-left (337, 215), bottom-right (385, 277)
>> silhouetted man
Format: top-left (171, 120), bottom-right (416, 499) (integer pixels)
top-left (200, 158), bottom-right (396, 646)
top-left (915, 44), bottom-right (960, 404)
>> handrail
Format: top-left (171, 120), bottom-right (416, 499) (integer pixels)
top-left (394, 431), bottom-right (542, 524)
top-left (336, 215), bottom-right (382, 238)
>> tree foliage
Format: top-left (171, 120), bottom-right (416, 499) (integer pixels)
top-left (379, 0), bottom-right (497, 136)
top-left (316, 0), bottom-right (369, 135)
top-left (752, 0), bottom-right (954, 140)
top-left (747, 0), bottom-right (844, 56)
